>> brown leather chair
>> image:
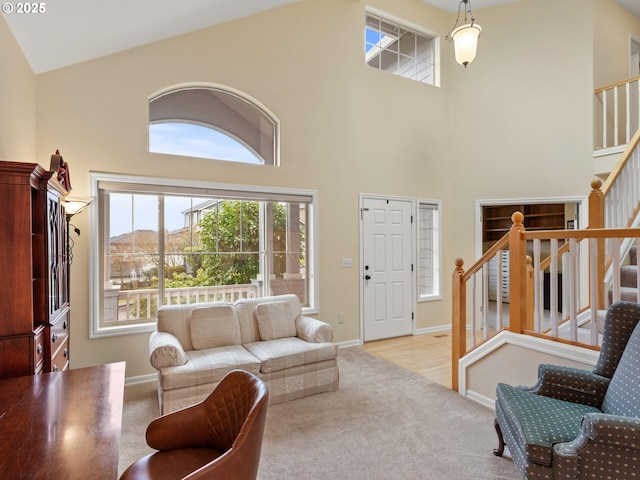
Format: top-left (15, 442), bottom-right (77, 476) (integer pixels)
top-left (120, 370), bottom-right (269, 480)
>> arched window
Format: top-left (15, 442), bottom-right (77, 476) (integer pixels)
top-left (149, 86), bottom-right (279, 165)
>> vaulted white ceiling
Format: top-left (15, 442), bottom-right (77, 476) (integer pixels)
top-left (3, 0), bottom-right (639, 74)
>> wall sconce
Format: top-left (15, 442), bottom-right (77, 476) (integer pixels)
top-left (446, 0), bottom-right (482, 68)
top-left (65, 196), bottom-right (93, 265)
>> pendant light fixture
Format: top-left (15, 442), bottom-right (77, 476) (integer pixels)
top-left (446, 0), bottom-right (482, 67)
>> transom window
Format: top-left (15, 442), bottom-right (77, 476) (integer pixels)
top-left (149, 86), bottom-right (279, 165)
top-left (365, 11), bottom-right (437, 86)
top-left (90, 173), bottom-right (316, 337)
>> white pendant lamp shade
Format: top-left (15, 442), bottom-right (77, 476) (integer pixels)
top-left (451, 23), bottom-right (481, 67)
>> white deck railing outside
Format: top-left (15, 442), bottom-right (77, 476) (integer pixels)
top-left (106, 284), bottom-right (258, 322)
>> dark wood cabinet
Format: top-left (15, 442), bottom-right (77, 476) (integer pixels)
top-left (0, 161), bottom-right (69, 378)
top-left (482, 203), bottom-right (566, 244)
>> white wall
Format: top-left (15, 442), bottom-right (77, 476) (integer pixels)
top-left (0, 16), bottom-right (36, 161)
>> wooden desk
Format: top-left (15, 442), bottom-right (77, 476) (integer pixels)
top-left (0, 362), bottom-right (125, 479)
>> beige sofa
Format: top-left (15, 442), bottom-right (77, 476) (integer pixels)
top-left (149, 294), bottom-right (339, 414)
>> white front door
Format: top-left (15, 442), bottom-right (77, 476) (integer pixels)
top-left (361, 196), bottom-right (413, 342)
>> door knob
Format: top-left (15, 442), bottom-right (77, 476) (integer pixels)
top-left (365, 275), bottom-right (371, 280)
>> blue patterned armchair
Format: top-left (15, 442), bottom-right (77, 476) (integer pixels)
top-left (493, 301), bottom-right (640, 479)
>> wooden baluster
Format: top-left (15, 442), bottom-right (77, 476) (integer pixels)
top-left (588, 179), bottom-right (605, 309)
top-left (497, 251), bottom-right (503, 329)
top-left (508, 212), bottom-right (526, 334)
top-left (482, 264), bottom-right (489, 340)
top-left (626, 81), bottom-right (631, 144)
top-left (533, 240), bottom-right (542, 333)
top-left (452, 258), bottom-right (466, 392)
top-left (603, 90), bottom-right (608, 149)
top-left (550, 238), bottom-right (559, 338)
top-left (569, 238), bottom-right (578, 342)
top-left (614, 86), bottom-right (619, 147)
top-left (589, 237), bottom-right (599, 346)
top-left (525, 255), bottom-right (534, 332)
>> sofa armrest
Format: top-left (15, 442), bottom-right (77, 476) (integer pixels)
top-left (295, 315), bottom-right (333, 343)
top-left (149, 331), bottom-right (189, 369)
top-left (552, 414), bottom-right (640, 479)
top-left (554, 414), bottom-right (640, 459)
top-left (522, 364), bottom-right (610, 407)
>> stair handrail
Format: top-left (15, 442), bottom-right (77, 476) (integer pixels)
top-left (589, 128), bottom-right (640, 306)
top-left (600, 127), bottom-right (640, 207)
top-left (460, 234), bottom-right (510, 282)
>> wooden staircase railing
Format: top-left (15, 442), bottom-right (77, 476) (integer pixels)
top-left (452, 131), bottom-right (640, 392)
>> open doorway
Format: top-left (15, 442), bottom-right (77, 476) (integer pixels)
top-left (476, 198), bottom-right (583, 333)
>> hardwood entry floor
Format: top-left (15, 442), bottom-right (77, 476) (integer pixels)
top-left (360, 331), bottom-right (452, 389)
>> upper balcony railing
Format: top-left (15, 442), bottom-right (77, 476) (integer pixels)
top-left (594, 75), bottom-right (640, 154)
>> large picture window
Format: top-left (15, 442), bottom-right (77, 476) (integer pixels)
top-left (90, 173), bottom-right (317, 337)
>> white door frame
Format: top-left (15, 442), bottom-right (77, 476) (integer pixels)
top-left (630, 33), bottom-right (640, 78)
top-left (359, 193), bottom-right (417, 343)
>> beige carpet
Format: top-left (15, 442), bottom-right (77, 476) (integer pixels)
top-left (119, 348), bottom-right (519, 479)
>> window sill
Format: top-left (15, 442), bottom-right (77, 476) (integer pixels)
top-left (90, 321), bottom-right (156, 339)
top-left (418, 294), bottom-right (442, 303)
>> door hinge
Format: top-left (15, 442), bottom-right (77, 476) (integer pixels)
top-left (411, 263), bottom-right (414, 272)
top-left (412, 312), bottom-right (414, 321)
top-left (411, 215), bottom-right (413, 223)
top-left (360, 207), bottom-right (369, 220)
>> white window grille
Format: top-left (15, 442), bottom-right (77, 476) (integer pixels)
top-left (365, 11), bottom-right (437, 86)
top-left (417, 200), bottom-right (442, 300)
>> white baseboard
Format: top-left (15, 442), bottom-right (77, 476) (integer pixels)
top-left (465, 389), bottom-right (496, 410)
top-left (337, 339), bottom-right (363, 348)
top-left (125, 373), bottom-right (157, 385)
top-left (415, 325), bottom-right (451, 335)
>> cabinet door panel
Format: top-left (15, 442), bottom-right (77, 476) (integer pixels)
top-left (0, 336), bottom-right (33, 377)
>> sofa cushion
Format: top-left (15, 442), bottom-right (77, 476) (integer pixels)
top-left (190, 304), bottom-right (241, 350)
top-left (256, 301), bottom-right (296, 340)
top-left (235, 294), bottom-right (303, 344)
top-left (244, 337), bottom-right (338, 374)
top-left (496, 383), bottom-right (600, 467)
top-left (159, 345), bottom-right (261, 391)
top-left (149, 331), bottom-right (188, 369)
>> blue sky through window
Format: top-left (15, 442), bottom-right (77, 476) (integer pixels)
top-left (365, 28), bottom-right (384, 52)
top-left (149, 122), bottom-right (262, 164)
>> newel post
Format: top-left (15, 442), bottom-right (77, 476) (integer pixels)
top-left (451, 257), bottom-right (466, 392)
top-left (508, 212), bottom-right (527, 334)
top-left (588, 179), bottom-right (605, 309)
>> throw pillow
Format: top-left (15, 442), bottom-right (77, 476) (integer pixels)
top-left (190, 304), bottom-right (241, 350)
top-left (149, 332), bottom-right (188, 369)
top-left (256, 301), bottom-right (297, 341)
